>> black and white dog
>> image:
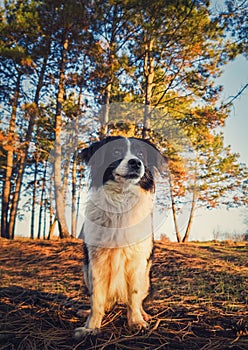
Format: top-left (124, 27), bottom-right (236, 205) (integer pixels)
top-left (75, 136), bottom-right (164, 337)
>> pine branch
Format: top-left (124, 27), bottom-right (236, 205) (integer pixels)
top-left (223, 82), bottom-right (248, 107)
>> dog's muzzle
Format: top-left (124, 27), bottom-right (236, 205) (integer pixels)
top-left (125, 158), bottom-right (142, 178)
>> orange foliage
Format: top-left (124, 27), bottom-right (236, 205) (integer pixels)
top-left (21, 57), bottom-right (34, 67)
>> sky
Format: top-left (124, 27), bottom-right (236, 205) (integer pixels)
top-left (166, 55), bottom-right (248, 242)
top-left (220, 56), bottom-right (248, 165)
top-left (178, 0), bottom-right (248, 241)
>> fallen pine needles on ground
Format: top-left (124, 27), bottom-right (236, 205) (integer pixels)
top-left (0, 239), bottom-right (247, 350)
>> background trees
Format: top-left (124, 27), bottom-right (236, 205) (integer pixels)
top-left (0, 0), bottom-right (247, 241)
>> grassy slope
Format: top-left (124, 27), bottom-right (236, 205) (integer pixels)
top-left (0, 238), bottom-right (247, 350)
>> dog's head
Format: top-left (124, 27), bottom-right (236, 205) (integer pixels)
top-left (81, 136), bottom-right (165, 190)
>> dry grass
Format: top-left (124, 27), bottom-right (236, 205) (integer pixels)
top-left (0, 238), bottom-right (247, 350)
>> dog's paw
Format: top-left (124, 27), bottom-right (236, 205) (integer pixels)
top-left (129, 319), bottom-right (149, 330)
top-left (141, 311), bottom-right (151, 322)
top-left (74, 326), bottom-right (99, 339)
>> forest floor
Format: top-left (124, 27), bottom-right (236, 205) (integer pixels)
top-left (0, 238), bottom-right (247, 350)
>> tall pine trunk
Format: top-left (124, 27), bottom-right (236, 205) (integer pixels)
top-left (100, 56), bottom-right (112, 138)
top-left (1, 71), bottom-right (21, 239)
top-left (142, 38), bottom-right (154, 139)
top-left (54, 32), bottom-right (70, 238)
top-left (169, 171), bottom-right (182, 242)
top-left (71, 119), bottom-right (79, 238)
top-left (47, 176), bottom-right (55, 240)
top-left (8, 152), bottom-right (25, 239)
top-left (100, 5), bottom-right (118, 137)
top-left (71, 152), bottom-right (77, 238)
top-left (8, 55), bottom-right (48, 239)
top-left (38, 161), bottom-right (47, 239)
top-left (30, 156), bottom-right (38, 239)
top-left (182, 184), bottom-right (198, 243)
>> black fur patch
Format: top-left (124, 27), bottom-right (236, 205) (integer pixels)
top-left (82, 242), bottom-right (89, 266)
top-left (80, 136), bottom-right (165, 191)
top-left (139, 168), bottom-right (155, 192)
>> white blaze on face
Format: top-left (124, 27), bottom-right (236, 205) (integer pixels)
top-left (113, 139), bottom-right (145, 183)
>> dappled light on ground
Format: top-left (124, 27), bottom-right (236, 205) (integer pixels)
top-left (0, 239), bottom-right (247, 349)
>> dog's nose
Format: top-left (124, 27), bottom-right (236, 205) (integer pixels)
top-left (128, 158), bottom-right (142, 171)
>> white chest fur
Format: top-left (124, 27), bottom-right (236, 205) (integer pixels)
top-left (83, 181), bottom-right (154, 248)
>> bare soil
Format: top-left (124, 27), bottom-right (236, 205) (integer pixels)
top-left (0, 238), bottom-right (247, 350)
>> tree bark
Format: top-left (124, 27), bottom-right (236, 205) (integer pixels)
top-left (102, 83), bottom-right (112, 128)
top-left (30, 157), bottom-right (38, 239)
top-left (71, 152), bottom-right (77, 238)
top-left (76, 165), bottom-right (84, 225)
top-left (54, 32), bottom-right (70, 238)
top-left (47, 218), bottom-right (56, 240)
top-left (182, 185), bottom-right (198, 243)
top-left (1, 71), bottom-right (21, 239)
top-left (8, 151), bottom-right (25, 239)
top-left (47, 176), bottom-right (54, 240)
top-left (168, 171), bottom-right (182, 243)
top-left (63, 158), bottom-right (70, 203)
top-left (8, 54), bottom-right (49, 239)
top-left (100, 5), bottom-right (119, 137)
top-left (38, 161), bottom-right (47, 239)
top-left (43, 205), bottom-right (47, 240)
top-left (142, 38), bottom-right (154, 139)
top-left (71, 100), bottom-right (80, 237)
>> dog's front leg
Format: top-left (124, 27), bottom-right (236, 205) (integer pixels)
top-left (74, 263), bottom-right (107, 338)
top-left (127, 260), bottom-right (149, 329)
top-left (86, 285), bottom-right (106, 330)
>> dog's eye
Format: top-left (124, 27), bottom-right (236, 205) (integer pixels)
top-left (112, 149), bottom-right (122, 158)
top-left (136, 151), bottom-right (144, 159)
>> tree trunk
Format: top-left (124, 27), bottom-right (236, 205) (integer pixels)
top-left (30, 157), bottom-right (38, 239)
top-left (100, 57), bottom-right (112, 138)
top-left (47, 176), bottom-right (54, 240)
top-left (43, 206), bottom-right (47, 240)
top-left (71, 112), bottom-right (79, 237)
top-left (8, 55), bottom-right (49, 239)
top-left (54, 33), bottom-right (70, 238)
top-left (76, 166), bottom-right (84, 226)
top-left (72, 80), bottom-right (84, 237)
top-left (71, 152), bottom-right (77, 238)
top-left (1, 71), bottom-right (22, 239)
top-left (101, 82), bottom-right (112, 135)
top-left (47, 218), bottom-right (56, 240)
top-left (182, 186), bottom-right (198, 243)
top-left (100, 5), bottom-right (119, 137)
top-left (8, 152), bottom-right (25, 239)
top-left (168, 171), bottom-right (182, 242)
top-left (38, 161), bottom-right (47, 239)
top-left (63, 158), bottom-right (70, 203)
top-left (142, 38), bottom-right (154, 139)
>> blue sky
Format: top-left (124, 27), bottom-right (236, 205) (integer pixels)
top-left (157, 49), bottom-right (248, 241)
top-left (167, 0), bottom-right (248, 241)
top-left (220, 55), bottom-right (248, 165)
top-left (169, 55), bottom-right (248, 241)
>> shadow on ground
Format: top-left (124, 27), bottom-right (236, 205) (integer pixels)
top-left (0, 239), bottom-right (247, 350)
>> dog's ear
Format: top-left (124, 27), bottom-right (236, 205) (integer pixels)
top-left (80, 147), bottom-right (91, 164)
top-left (79, 142), bottom-right (99, 165)
top-left (141, 139), bottom-right (167, 173)
top-left (79, 140), bottom-right (105, 166)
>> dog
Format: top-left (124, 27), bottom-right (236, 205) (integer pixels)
top-left (74, 136), bottom-right (164, 338)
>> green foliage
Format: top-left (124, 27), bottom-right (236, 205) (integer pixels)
top-left (222, 0), bottom-right (248, 57)
top-left (0, 0), bottom-right (247, 240)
